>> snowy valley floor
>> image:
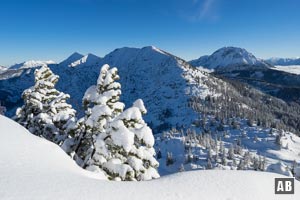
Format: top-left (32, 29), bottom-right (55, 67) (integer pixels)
top-left (0, 115), bottom-right (299, 200)
top-left (274, 65), bottom-right (300, 75)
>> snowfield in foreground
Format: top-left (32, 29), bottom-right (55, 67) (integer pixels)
top-left (0, 115), bottom-right (299, 200)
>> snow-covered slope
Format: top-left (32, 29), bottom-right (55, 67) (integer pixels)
top-left (96, 46), bottom-right (220, 132)
top-left (9, 60), bottom-right (56, 70)
top-left (1, 115), bottom-right (299, 200)
top-left (273, 65), bottom-right (300, 75)
top-left (190, 47), bottom-right (271, 71)
top-left (156, 120), bottom-right (300, 176)
top-left (266, 57), bottom-right (300, 66)
top-left (69, 53), bottom-right (101, 67)
top-left (59, 52), bottom-right (84, 67)
top-left (0, 66), bottom-right (7, 73)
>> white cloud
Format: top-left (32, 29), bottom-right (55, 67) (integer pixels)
top-left (198, 0), bottom-right (215, 19)
top-left (177, 0), bottom-right (219, 22)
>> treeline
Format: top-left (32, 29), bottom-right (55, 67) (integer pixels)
top-left (189, 76), bottom-right (300, 136)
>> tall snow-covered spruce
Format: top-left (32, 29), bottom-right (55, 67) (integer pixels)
top-left (76, 64), bottom-right (159, 181)
top-left (74, 64), bottom-right (124, 167)
top-left (14, 65), bottom-right (76, 146)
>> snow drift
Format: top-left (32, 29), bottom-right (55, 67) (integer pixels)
top-left (0, 115), bottom-right (299, 200)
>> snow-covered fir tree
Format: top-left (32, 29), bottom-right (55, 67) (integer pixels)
top-left (75, 64), bottom-right (124, 167)
top-left (102, 99), bottom-right (159, 180)
top-left (15, 65), bottom-right (76, 146)
top-left (76, 64), bottom-right (159, 181)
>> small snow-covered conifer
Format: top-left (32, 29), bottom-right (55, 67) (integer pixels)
top-left (15, 66), bottom-right (76, 146)
top-left (0, 101), bottom-right (6, 115)
top-left (228, 145), bottom-right (234, 160)
top-left (237, 159), bottom-right (245, 170)
top-left (253, 156), bottom-right (259, 171)
top-left (206, 158), bottom-right (213, 169)
top-left (179, 164), bottom-right (185, 172)
top-left (166, 152), bottom-right (174, 166)
top-left (275, 134), bottom-right (282, 148)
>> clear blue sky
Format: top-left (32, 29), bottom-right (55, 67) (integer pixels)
top-left (1, 0), bottom-right (300, 66)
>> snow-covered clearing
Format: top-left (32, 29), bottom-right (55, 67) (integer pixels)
top-left (0, 115), bottom-right (299, 200)
top-left (156, 119), bottom-right (300, 176)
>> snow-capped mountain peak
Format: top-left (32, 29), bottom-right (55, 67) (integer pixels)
top-left (0, 65), bottom-right (7, 73)
top-left (69, 53), bottom-right (101, 68)
top-left (9, 60), bottom-right (56, 70)
top-left (143, 45), bottom-right (168, 55)
top-left (59, 52), bottom-right (84, 66)
top-left (190, 46), bottom-right (271, 70)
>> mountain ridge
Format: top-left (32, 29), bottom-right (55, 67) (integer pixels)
top-left (9, 60), bottom-right (56, 70)
top-left (69, 53), bottom-right (102, 67)
top-left (1, 46), bottom-right (300, 135)
top-left (190, 47), bottom-right (272, 71)
top-left (59, 52), bottom-right (84, 67)
top-left (0, 46), bottom-right (218, 132)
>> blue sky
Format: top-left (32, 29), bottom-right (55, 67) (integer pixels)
top-left (0, 0), bottom-right (300, 66)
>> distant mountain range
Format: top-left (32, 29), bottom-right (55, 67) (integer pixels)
top-left (9, 60), bottom-right (56, 70)
top-left (1, 46), bottom-right (300, 134)
top-left (0, 46), bottom-right (220, 132)
top-left (265, 57), bottom-right (300, 66)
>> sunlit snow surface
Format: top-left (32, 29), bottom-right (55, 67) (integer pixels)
top-left (156, 118), bottom-right (300, 176)
top-left (0, 115), bottom-right (299, 200)
top-left (274, 65), bottom-right (300, 75)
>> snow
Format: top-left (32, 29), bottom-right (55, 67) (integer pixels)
top-left (133, 99), bottom-right (147, 114)
top-left (149, 45), bottom-right (168, 56)
top-left (103, 158), bottom-right (134, 180)
top-left (197, 66), bottom-right (214, 73)
top-left (59, 52), bottom-right (84, 66)
top-left (118, 107), bottom-right (142, 121)
top-left (83, 85), bottom-right (122, 106)
top-left (134, 125), bottom-right (155, 146)
top-left (69, 53), bottom-right (101, 67)
top-left (85, 104), bottom-right (111, 129)
top-left (155, 120), bottom-right (300, 177)
top-left (0, 65), bottom-right (7, 73)
top-left (274, 65), bottom-right (300, 75)
top-left (9, 60), bottom-right (56, 70)
top-left (267, 162), bottom-right (293, 177)
top-left (110, 119), bottom-right (135, 152)
top-left (190, 46), bottom-right (271, 70)
top-left (1, 115), bottom-right (300, 199)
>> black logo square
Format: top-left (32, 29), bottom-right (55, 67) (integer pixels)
top-left (275, 178), bottom-right (294, 194)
